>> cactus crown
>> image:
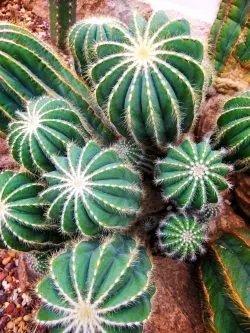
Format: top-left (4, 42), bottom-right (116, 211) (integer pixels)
top-left (41, 140), bottom-right (142, 236)
top-left (8, 96), bottom-right (86, 174)
top-left (36, 234), bottom-right (154, 333)
top-left (156, 138), bottom-right (231, 210)
top-left (90, 10), bottom-right (205, 150)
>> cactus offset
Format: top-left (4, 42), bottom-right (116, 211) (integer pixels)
top-left (157, 213), bottom-right (207, 261)
top-left (41, 141), bottom-right (142, 236)
top-left (156, 138), bottom-right (231, 210)
top-left (8, 96), bottom-right (87, 174)
top-left (49, 0), bottom-right (76, 50)
top-left (91, 11), bottom-right (205, 150)
top-left (0, 23), bottom-right (115, 143)
top-left (215, 91), bottom-right (250, 170)
top-left (0, 171), bottom-right (61, 251)
top-left (36, 234), bottom-right (154, 332)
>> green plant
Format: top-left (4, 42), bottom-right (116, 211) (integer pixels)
top-left (214, 91), bottom-right (250, 170)
top-left (157, 213), bottom-right (207, 261)
top-left (156, 138), bottom-right (231, 210)
top-left (0, 23), bottom-right (115, 143)
top-left (0, 171), bottom-right (61, 251)
top-left (36, 234), bottom-right (154, 332)
top-left (234, 23), bottom-right (250, 68)
top-left (200, 229), bottom-right (250, 332)
top-left (90, 11), bottom-right (205, 150)
top-left (49, 0), bottom-right (77, 50)
top-left (8, 96), bottom-right (86, 174)
top-left (41, 140), bottom-right (142, 236)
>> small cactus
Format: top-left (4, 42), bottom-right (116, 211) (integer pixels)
top-left (157, 213), bottom-right (207, 261)
top-left (91, 11), bottom-right (205, 150)
top-left (215, 91), bottom-right (250, 170)
top-left (36, 234), bottom-right (154, 332)
top-left (0, 171), bottom-right (61, 251)
top-left (49, 0), bottom-right (77, 50)
top-left (8, 96), bottom-right (86, 174)
top-left (156, 138), bottom-right (231, 210)
top-left (41, 141), bottom-right (142, 236)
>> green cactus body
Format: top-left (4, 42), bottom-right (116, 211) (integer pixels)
top-left (0, 171), bottom-right (61, 251)
top-left (36, 234), bottom-right (154, 332)
top-left (200, 229), bottom-right (250, 331)
top-left (209, 0), bottom-right (250, 72)
top-left (91, 11), bottom-right (205, 150)
top-left (0, 23), bottom-right (115, 143)
top-left (234, 24), bottom-right (250, 67)
top-left (8, 96), bottom-right (86, 174)
top-left (41, 141), bottom-right (142, 236)
top-left (215, 91), bottom-right (250, 170)
top-left (69, 17), bottom-right (120, 77)
top-left (49, 0), bottom-right (76, 50)
top-left (156, 138), bottom-right (231, 210)
top-left (157, 213), bottom-right (207, 261)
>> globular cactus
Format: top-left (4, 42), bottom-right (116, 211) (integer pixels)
top-left (0, 23), bottom-right (115, 143)
top-left (49, 0), bottom-right (76, 50)
top-left (200, 228), bottom-right (250, 331)
top-left (214, 91), bottom-right (250, 170)
top-left (157, 213), bottom-right (207, 261)
top-left (0, 171), bottom-right (61, 251)
top-left (68, 17), bottom-right (119, 78)
top-left (25, 251), bottom-right (51, 275)
top-left (41, 140), bottom-right (142, 236)
top-left (209, 0), bottom-right (250, 73)
top-left (90, 11), bottom-right (205, 151)
top-left (156, 138), bottom-right (231, 210)
top-left (8, 96), bottom-right (87, 174)
top-left (36, 234), bottom-right (154, 332)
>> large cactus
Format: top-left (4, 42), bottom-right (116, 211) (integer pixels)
top-left (200, 228), bottom-right (250, 332)
top-left (36, 234), bottom-right (154, 332)
top-left (8, 96), bottom-right (87, 174)
top-left (215, 91), bottom-right (250, 170)
top-left (0, 171), bottom-right (61, 251)
top-left (156, 138), bottom-right (231, 210)
top-left (209, 0), bottom-right (250, 73)
top-left (49, 0), bottom-right (77, 50)
top-left (90, 11), bottom-right (205, 151)
top-left (234, 23), bottom-right (250, 68)
top-left (0, 23), bottom-right (115, 143)
top-left (41, 141), bottom-right (142, 236)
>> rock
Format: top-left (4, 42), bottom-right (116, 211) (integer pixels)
top-left (144, 257), bottom-right (204, 333)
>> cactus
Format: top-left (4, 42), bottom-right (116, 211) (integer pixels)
top-left (25, 251), bottom-right (51, 275)
top-left (200, 228), bottom-right (250, 331)
top-left (215, 91), bottom-right (250, 170)
top-left (8, 96), bottom-right (87, 174)
top-left (36, 234), bottom-right (154, 332)
top-left (41, 140), bottom-right (142, 236)
top-left (157, 213), bottom-right (207, 261)
top-left (0, 171), bottom-right (61, 251)
top-left (156, 138), bottom-right (231, 210)
top-left (68, 17), bottom-right (120, 78)
top-left (49, 0), bottom-right (77, 50)
top-left (90, 11), bottom-right (205, 150)
top-left (0, 23), bottom-right (115, 143)
top-left (234, 24), bottom-right (250, 68)
top-left (209, 0), bottom-right (250, 73)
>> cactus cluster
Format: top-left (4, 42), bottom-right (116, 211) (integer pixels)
top-left (36, 234), bottom-right (154, 333)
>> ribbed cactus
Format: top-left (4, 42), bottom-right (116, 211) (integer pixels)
top-left (41, 141), bottom-right (142, 236)
top-left (0, 171), bottom-right (61, 251)
top-left (0, 23), bottom-right (115, 143)
top-left (49, 0), bottom-right (76, 50)
top-left (157, 213), bottom-right (207, 261)
top-left (209, 0), bottom-right (250, 73)
top-left (36, 234), bottom-right (154, 332)
top-left (215, 91), bottom-right (250, 170)
top-left (200, 229), bottom-right (250, 331)
top-left (8, 96), bottom-right (86, 174)
top-left (91, 11), bottom-right (205, 150)
top-left (156, 138), bottom-right (231, 210)
top-left (234, 24), bottom-right (250, 67)
top-left (69, 17), bottom-right (119, 78)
